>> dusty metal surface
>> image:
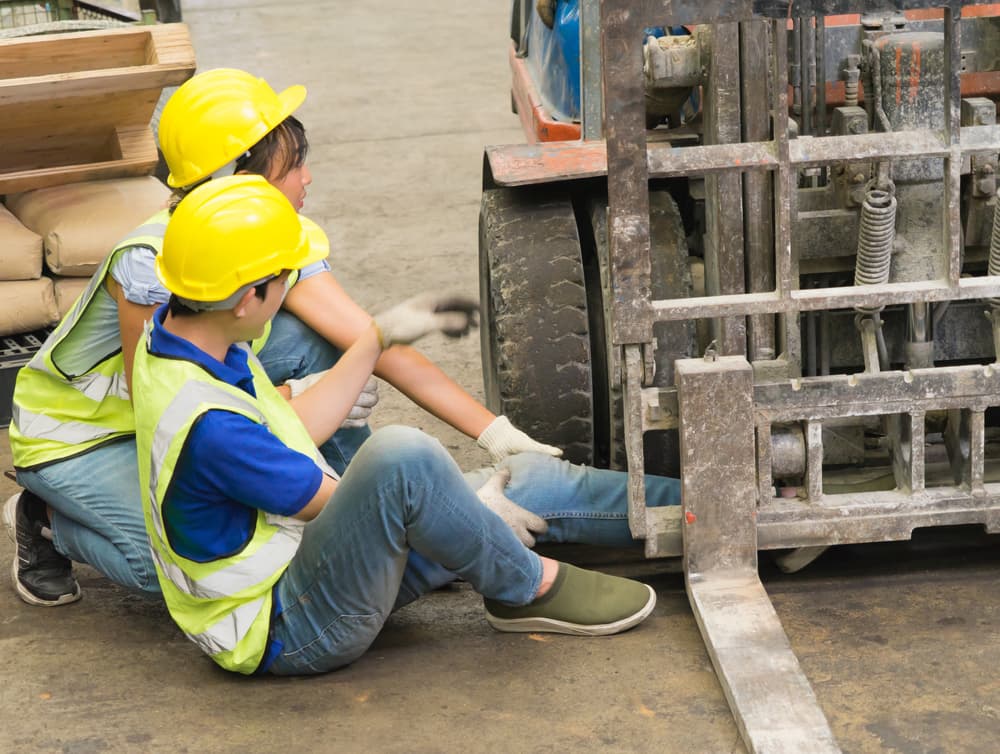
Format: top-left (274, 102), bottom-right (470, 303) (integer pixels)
top-left (677, 355), bottom-right (838, 752)
top-left (589, 0), bottom-right (999, 750)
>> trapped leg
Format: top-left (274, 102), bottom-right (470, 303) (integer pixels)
top-left (465, 453), bottom-right (681, 546)
top-left (391, 453), bottom-right (682, 611)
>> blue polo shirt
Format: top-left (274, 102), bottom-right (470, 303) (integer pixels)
top-left (147, 306), bottom-right (324, 564)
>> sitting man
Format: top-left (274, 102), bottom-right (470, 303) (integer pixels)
top-left (131, 175), bottom-right (673, 674)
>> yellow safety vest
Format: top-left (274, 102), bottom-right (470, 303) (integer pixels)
top-left (132, 322), bottom-right (335, 674)
top-left (10, 209), bottom-right (306, 469)
top-left (10, 211), bottom-right (170, 468)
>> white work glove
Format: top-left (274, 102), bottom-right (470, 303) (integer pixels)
top-left (372, 293), bottom-right (478, 348)
top-left (285, 372), bottom-right (380, 429)
top-left (475, 468), bottom-right (549, 548)
top-left (476, 415), bottom-right (563, 464)
top-left (340, 377), bottom-right (379, 428)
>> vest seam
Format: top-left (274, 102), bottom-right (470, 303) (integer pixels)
top-left (48, 240), bottom-right (158, 380)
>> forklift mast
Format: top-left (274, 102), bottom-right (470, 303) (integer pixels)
top-left (480, 1), bottom-right (1000, 749)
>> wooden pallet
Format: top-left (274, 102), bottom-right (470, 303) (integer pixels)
top-left (0, 23), bottom-right (195, 194)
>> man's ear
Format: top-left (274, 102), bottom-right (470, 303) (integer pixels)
top-left (232, 287), bottom-right (259, 319)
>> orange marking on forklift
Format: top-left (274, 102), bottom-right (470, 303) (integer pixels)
top-left (685, 511), bottom-right (697, 524)
top-left (910, 44), bottom-right (921, 104)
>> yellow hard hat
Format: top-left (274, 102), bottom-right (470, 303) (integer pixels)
top-left (160, 68), bottom-right (307, 188)
top-left (157, 175), bottom-right (328, 305)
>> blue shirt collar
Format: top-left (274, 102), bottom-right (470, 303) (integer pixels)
top-left (148, 305), bottom-right (256, 396)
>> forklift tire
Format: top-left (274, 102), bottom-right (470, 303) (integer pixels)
top-left (479, 186), bottom-right (595, 465)
top-left (586, 189), bottom-right (694, 476)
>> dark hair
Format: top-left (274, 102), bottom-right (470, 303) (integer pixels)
top-left (168, 115), bottom-right (309, 211)
top-left (236, 115), bottom-right (308, 181)
top-left (167, 294), bottom-right (199, 317)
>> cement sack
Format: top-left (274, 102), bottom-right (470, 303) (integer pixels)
top-left (0, 278), bottom-right (58, 336)
top-left (6, 177), bottom-right (170, 277)
top-left (53, 276), bottom-right (91, 318)
top-left (0, 202), bottom-right (43, 281)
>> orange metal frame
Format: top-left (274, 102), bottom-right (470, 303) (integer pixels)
top-left (509, 42), bottom-right (582, 143)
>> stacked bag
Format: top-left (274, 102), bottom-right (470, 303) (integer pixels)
top-left (0, 176), bottom-right (171, 336)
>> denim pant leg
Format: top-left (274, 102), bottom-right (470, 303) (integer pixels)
top-left (391, 454), bottom-right (682, 610)
top-left (17, 438), bottom-right (158, 593)
top-left (467, 453), bottom-right (682, 547)
top-left (256, 309), bottom-right (371, 475)
top-left (268, 426), bottom-right (542, 676)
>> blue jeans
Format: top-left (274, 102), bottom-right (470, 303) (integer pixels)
top-left (257, 310), bottom-right (371, 475)
top-left (15, 309), bottom-right (369, 592)
top-left (20, 431), bottom-right (679, 601)
top-left (268, 426), bottom-right (681, 675)
top-left (18, 438), bottom-right (156, 592)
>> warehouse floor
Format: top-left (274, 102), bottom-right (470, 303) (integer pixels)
top-left (2, 2), bottom-right (1000, 752)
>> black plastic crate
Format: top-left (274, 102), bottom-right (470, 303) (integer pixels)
top-left (1, 329), bottom-right (49, 429)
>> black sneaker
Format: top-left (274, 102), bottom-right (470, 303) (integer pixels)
top-left (3, 491), bottom-right (81, 606)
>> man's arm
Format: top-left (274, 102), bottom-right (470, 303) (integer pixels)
top-left (107, 277), bottom-right (159, 395)
top-left (287, 322), bottom-right (383, 444)
top-left (292, 473), bottom-right (338, 521)
top-left (282, 271), bottom-right (496, 439)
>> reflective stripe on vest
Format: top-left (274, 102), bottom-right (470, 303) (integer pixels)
top-left (134, 326), bottom-right (333, 674)
top-left (144, 380), bottom-right (305, 600)
top-left (192, 597), bottom-right (267, 655)
top-left (10, 211), bottom-right (170, 468)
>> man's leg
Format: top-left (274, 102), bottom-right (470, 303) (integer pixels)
top-left (392, 454), bottom-right (682, 610)
top-left (257, 309), bottom-right (371, 475)
top-left (474, 453), bottom-right (681, 547)
top-left (269, 426), bottom-right (542, 675)
top-left (17, 438), bottom-right (158, 594)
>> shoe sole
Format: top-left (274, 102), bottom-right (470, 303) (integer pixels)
top-left (9, 556), bottom-right (81, 606)
top-left (774, 546), bottom-right (829, 574)
top-left (485, 584), bottom-right (657, 637)
top-left (5, 493), bottom-right (82, 607)
top-left (3, 493), bottom-right (16, 543)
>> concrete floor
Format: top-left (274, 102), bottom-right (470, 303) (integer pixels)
top-left (3, 2), bottom-right (1000, 752)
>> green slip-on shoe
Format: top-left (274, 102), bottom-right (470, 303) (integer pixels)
top-left (484, 563), bottom-right (656, 636)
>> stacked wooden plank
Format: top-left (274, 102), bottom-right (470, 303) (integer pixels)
top-left (0, 23), bottom-right (195, 337)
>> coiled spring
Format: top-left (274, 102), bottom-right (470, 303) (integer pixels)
top-left (854, 188), bottom-right (897, 313)
top-left (989, 198), bottom-right (1000, 308)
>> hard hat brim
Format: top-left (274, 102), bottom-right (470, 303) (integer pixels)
top-left (297, 215), bottom-right (330, 268)
top-left (276, 84), bottom-right (307, 125)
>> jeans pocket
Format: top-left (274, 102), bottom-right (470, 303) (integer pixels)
top-left (273, 612), bottom-right (383, 675)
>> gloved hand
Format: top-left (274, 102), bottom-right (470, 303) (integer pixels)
top-left (285, 372), bottom-right (380, 429)
top-left (341, 377), bottom-right (379, 428)
top-left (284, 370), bottom-right (326, 398)
top-left (476, 415), bottom-right (563, 464)
top-left (475, 468), bottom-right (548, 547)
top-left (372, 293), bottom-right (478, 349)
